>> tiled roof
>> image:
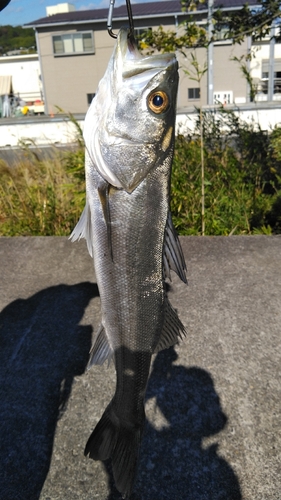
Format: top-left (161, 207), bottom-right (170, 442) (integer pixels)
top-left (25, 0), bottom-right (259, 27)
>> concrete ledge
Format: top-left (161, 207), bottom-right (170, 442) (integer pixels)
top-left (0, 236), bottom-right (280, 499)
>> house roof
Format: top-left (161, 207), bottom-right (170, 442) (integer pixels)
top-left (25, 0), bottom-right (259, 28)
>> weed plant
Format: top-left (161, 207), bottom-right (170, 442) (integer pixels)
top-left (171, 108), bottom-right (281, 235)
top-left (0, 145), bottom-right (85, 236)
top-left (1, 108), bottom-right (281, 236)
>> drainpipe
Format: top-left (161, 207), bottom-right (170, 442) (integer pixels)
top-left (35, 28), bottom-right (49, 115)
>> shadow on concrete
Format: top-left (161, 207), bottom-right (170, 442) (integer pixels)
top-left (105, 346), bottom-right (242, 500)
top-left (0, 282), bottom-right (98, 500)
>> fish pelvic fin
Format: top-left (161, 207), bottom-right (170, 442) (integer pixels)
top-left (87, 324), bottom-right (114, 368)
top-left (84, 402), bottom-right (141, 498)
top-left (154, 298), bottom-right (186, 353)
top-left (163, 211), bottom-right (187, 284)
top-left (69, 198), bottom-right (93, 257)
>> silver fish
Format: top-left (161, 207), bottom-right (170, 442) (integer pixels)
top-left (71, 28), bottom-right (187, 498)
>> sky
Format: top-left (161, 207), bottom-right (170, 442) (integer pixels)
top-left (0, 0), bottom-right (163, 26)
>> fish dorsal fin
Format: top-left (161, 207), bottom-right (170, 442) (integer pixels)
top-left (163, 212), bottom-right (187, 284)
top-left (69, 198), bottom-right (93, 257)
top-left (154, 299), bottom-right (186, 353)
top-left (87, 324), bottom-right (114, 368)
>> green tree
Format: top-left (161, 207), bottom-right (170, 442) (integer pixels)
top-left (139, 0), bottom-right (281, 52)
top-left (0, 26), bottom-right (36, 55)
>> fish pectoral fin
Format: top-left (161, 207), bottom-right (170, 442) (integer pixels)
top-left (69, 198), bottom-right (93, 257)
top-left (87, 324), bottom-right (114, 368)
top-left (154, 299), bottom-right (186, 353)
top-left (98, 179), bottom-right (113, 261)
top-left (163, 211), bottom-right (187, 284)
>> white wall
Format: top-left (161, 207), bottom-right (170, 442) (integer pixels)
top-left (176, 106), bottom-right (281, 136)
top-left (0, 106), bottom-right (280, 148)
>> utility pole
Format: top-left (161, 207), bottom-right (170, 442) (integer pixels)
top-left (207, 0), bottom-right (214, 105)
top-left (35, 29), bottom-right (48, 115)
top-left (246, 35), bottom-right (252, 102)
top-left (268, 22), bottom-right (275, 102)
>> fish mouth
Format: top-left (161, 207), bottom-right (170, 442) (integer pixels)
top-left (117, 28), bottom-right (178, 79)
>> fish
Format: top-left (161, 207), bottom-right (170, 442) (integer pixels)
top-left (70, 28), bottom-right (187, 498)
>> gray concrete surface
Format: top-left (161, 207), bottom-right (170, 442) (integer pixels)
top-left (0, 236), bottom-right (280, 500)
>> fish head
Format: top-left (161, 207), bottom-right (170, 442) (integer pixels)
top-left (84, 28), bottom-right (179, 193)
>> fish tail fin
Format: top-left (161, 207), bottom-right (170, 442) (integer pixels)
top-left (85, 403), bottom-right (141, 498)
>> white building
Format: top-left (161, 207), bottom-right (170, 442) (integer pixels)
top-left (0, 53), bottom-right (44, 116)
top-left (251, 28), bottom-right (281, 102)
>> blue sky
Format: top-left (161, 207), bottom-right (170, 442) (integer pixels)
top-left (0, 0), bottom-right (162, 26)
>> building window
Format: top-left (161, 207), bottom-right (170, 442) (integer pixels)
top-left (212, 23), bottom-right (231, 43)
top-left (213, 91), bottom-right (233, 105)
top-left (53, 32), bottom-right (94, 56)
top-left (261, 60), bottom-right (281, 95)
top-left (188, 88), bottom-right (200, 100)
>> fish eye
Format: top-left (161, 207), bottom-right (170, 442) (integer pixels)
top-left (147, 91), bottom-right (169, 114)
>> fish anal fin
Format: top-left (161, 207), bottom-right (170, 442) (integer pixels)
top-left (154, 299), bottom-right (186, 353)
top-left (87, 324), bottom-right (114, 369)
top-left (69, 198), bottom-right (93, 257)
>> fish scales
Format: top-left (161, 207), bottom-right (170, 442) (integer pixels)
top-left (71, 28), bottom-right (187, 498)
top-left (88, 154), bottom-right (170, 352)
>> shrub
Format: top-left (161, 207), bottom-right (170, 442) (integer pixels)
top-left (171, 109), bottom-right (281, 235)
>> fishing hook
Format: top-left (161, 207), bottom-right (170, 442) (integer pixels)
top-left (107, 0), bottom-right (135, 39)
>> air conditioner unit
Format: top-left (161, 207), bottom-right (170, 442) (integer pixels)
top-left (213, 91), bottom-right (233, 105)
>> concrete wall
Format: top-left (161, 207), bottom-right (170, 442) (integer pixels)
top-left (0, 104), bottom-right (280, 148)
top-left (0, 115), bottom-right (84, 147)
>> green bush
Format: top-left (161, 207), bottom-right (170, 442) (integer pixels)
top-left (171, 109), bottom-right (281, 235)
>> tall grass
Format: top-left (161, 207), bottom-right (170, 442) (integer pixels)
top-left (1, 108), bottom-right (281, 236)
top-left (0, 146), bottom-right (85, 236)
